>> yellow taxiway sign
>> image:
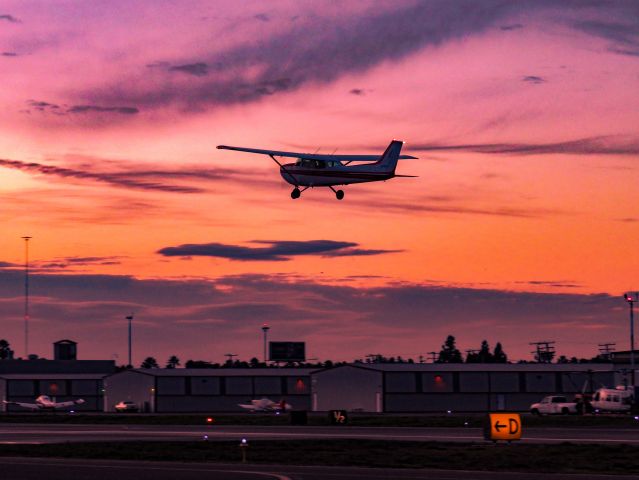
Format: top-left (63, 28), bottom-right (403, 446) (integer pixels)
top-left (484, 413), bottom-right (522, 441)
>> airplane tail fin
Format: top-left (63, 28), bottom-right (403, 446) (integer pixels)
top-left (375, 140), bottom-right (404, 174)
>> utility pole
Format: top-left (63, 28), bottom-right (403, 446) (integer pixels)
top-left (225, 353), bottom-right (238, 363)
top-left (21, 236), bottom-right (31, 358)
top-left (623, 293), bottom-right (637, 386)
top-left (126, 314), bottom-right (133, 367)
top-left (598, 342), bottom-right (616, 361)
top-left (427, 351), bottom-right (439, 363)
top-left (530, 341), bottom-right (556, 363)
top-left (261, 323), bottom-right (270, 363)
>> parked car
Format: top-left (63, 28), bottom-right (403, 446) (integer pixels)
top-left (530, 395), bottom-right (577, 415)
top-left (114, 400), bottom-right (139, 412)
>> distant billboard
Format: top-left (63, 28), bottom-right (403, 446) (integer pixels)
top-left (269, 342), bottom-right (306, 362)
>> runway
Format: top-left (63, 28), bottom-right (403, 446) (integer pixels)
top-left (0, 423), bottom-right (638, 444)
top-left (2, 457), bottom-right (638, 480)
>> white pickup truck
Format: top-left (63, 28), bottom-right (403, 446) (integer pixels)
top-left (530, 395), bottom-right (577, 415)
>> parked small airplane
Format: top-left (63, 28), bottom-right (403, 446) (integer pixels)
top-left (217, 140), bottom-right (417, 200)
top-left (3, 395), bottom-right (85, 411)
top-left (238, 398), bottom-right (292, 412)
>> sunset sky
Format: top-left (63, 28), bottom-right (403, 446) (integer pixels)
top-left (1, 1), bottom-right (638, 365)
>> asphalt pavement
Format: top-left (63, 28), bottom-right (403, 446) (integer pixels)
top-left (2, 457), bottom-right (639, 480)
top-left (0, 423), bottom-right (638, 444)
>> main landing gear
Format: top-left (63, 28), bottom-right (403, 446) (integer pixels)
top-left (290, 186), bottom-right (344, 200)
top-left (329, 186), bottom-right (345, 200)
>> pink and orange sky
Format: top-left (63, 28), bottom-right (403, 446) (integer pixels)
top-left (1, 1), bottom-right (638, 365)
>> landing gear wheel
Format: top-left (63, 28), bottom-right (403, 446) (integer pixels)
top-left (291, 188), bottom-right (301, 199)
top-left (335, 190), bottom-right (344, 200)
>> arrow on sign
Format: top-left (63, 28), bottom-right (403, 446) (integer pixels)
top-left (494, 421), bottom-right (506, 431)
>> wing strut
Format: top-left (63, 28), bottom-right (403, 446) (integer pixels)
top-left (269, 154), bottom-right (299, 187)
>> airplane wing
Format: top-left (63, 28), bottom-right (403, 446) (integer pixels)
top-left (54, 399), bottom-right (85, 408)
top-left (217, 145), bottom-right (417, 161)
top-left (3, 400), bottom-right (39, 409)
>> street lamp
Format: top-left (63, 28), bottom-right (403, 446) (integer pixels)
top-left (261, 323), bottom-right (270, 363)
top-left (623, 293), bottom-right (637, 386)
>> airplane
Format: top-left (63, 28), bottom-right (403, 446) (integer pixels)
top-left (238, 398), bottom-right (292, 412)
top-left (3, 395), bottom-right (85, 411)
top-left (217, 139), bottom-right (417, 200)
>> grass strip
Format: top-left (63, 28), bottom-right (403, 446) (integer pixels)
top-left (0, 440), bottom-right (638, 474)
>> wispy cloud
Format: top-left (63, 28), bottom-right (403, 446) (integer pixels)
top-left (522, 75), bottom-right (545, 84)
top-left (26, 100), bottom-right (139, 116)
top-left (157, 240), bottom-right (401, 261)
top-left (405, 136), bottom-right (639, 156)
top-left (0, 14), bottom-right (20, 23)
top-left (0, 158), bottom-right (203, 193)
top-left (169, 62), bottom-right (209, 77)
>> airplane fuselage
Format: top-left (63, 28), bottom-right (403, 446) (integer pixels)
top-left (280, 159), bottom-right (394, 187)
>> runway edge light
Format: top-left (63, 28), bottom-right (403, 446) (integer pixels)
top-left (483, 413), bottom-right (522, 442)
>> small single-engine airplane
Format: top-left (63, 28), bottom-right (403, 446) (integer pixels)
top-left (3, 395), bottom-right (85, 411)
top-left (217, 140), bottom-right (417, 200)
top-left (238, 398), bottom-right (292, 412)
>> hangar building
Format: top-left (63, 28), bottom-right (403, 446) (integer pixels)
top-left (101, 363), bottom-right (620, 413)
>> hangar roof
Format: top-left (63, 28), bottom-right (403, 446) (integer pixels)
top-left (124, 368), bottom-right (315, 377)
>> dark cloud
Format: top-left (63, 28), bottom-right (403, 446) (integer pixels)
top-left (67, 105), bottom-right (139, 115)
top-left (500, 23), bottom-right (523, 31)
top-left (405, 136), bottom-right (639, 156)
top-left (0, 261), bottom-right (19, 269)
top-left (80, 1), bottom-right (527, 110)
top-left (349, 88), bottom-right (365, 96)
top-left (522, 75), bottom-right (545, 84)
top-left (254, 13), bottom-right (270, 22)
top-left (0, 269), bottom-right (624, 362)
top-left (517, 280), bottom-right (582, 289)
top-left (0, 14), bottom-right (20, 23)
top-left (0, 158), bottom-right (204, 193)
top-left (608, 47), bottom-right (639, 57)
top-left (35, 256), bottom-right (123, 270)
top-left (26, 100), bottom-right (138, 116)
top-left (157, 240), bottom-right (400, 261)
top-left (618, 217), bottom-right (638, 223)
top-left (2, 52), bottom-right (17, 57)
top-left (571, 14), bottom-right (639, 57)
top-left (169, 62), bottom-right (209, 77)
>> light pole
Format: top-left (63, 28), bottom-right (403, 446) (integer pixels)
top-left (261, 323), bottom-right (270, 363)
top-left (623, 293), bottom-right (637, 386)
top-left (126, 314), bottom-right (133, 367)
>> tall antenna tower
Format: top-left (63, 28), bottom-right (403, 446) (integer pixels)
top-left (21, 236), bottom-right (32, 357)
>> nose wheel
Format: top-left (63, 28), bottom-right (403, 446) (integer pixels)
top-left (291, 188), bottom-right (301, 199)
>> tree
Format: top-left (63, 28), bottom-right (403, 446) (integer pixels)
top-left (165, 355), bottom-right (180, 369)
top-left (478, 340), bottom-right (493, 363)
top-left (493, 342), bottom-right (508, 363)
top-left (0, 339), bottom-right (14, 360)
top-left (437, 335), bottom-right (462, 363)
top-left (140, 356), bottom-right (159, 369)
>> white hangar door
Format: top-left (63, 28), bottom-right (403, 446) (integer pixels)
top-left (312, 366), bottom-right (382, 412)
